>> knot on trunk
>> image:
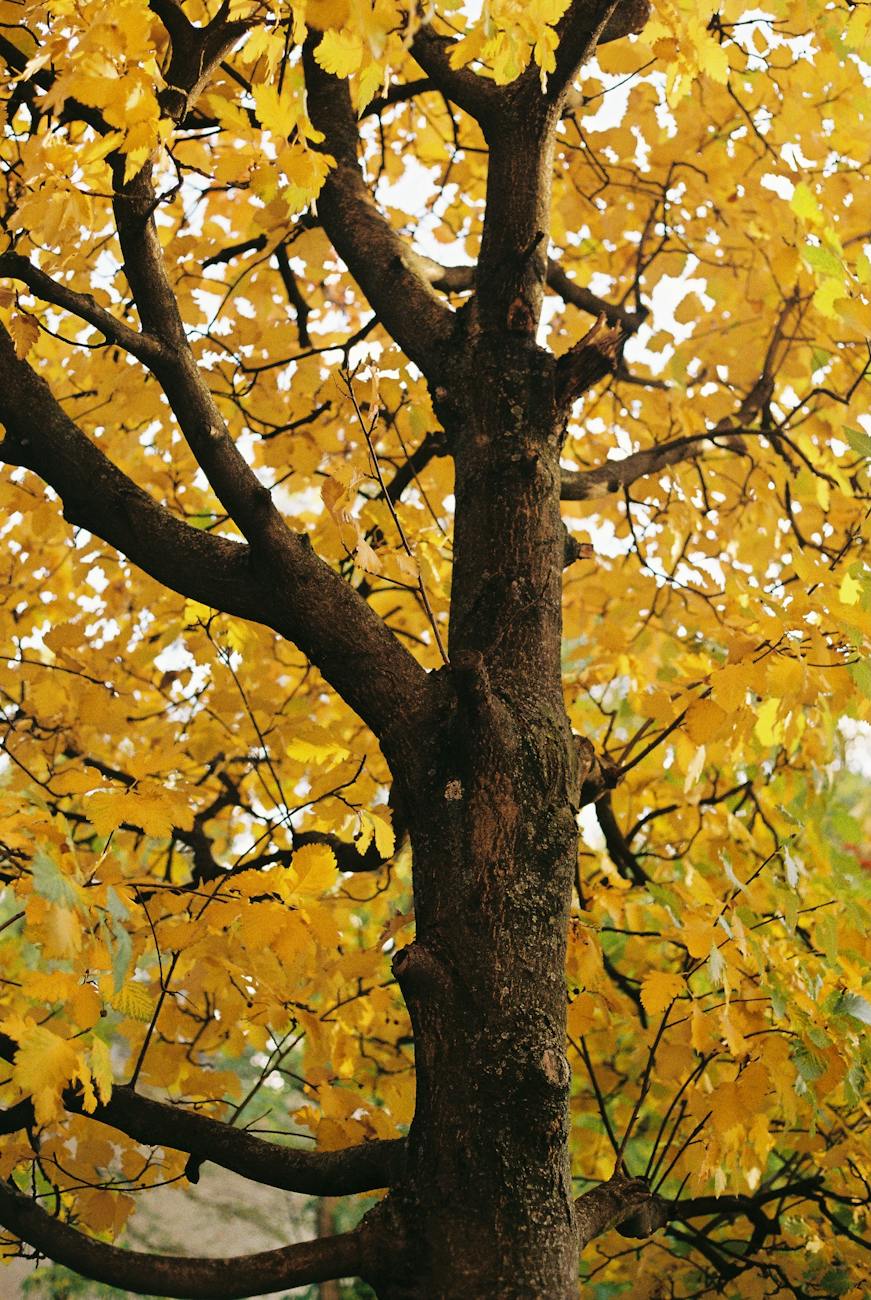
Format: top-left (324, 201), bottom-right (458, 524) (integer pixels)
top-left (392, 943), bottom-right (451, 998)
top-left (572, 735), bottom-right (620, 809)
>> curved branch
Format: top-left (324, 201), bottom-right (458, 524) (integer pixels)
top-left (408, 25), bottom-right (502, 127)
top-left (560, 433), bottom-right (718, 500)
top-left (303, 38), bottom-right (454, 380)
top-left (548, 0), bottom-right (650, 106)
top-left (545, 259), bottom-right (646, 331)
top-left (0, 253), bottom-right (163, 364)
top-left (0, 1178), bottom-right (365, 1299)
top-left (94, 1089), bottom-right (405, 1196)
top-left (0, 1034), bottom-right (404, 1195)
top-left (111, 161), bottom-right (286, 549)
top-left (0, 324), bottom-right (432, 746)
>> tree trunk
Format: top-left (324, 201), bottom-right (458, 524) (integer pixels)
top-left (369, 338), bottom-right (582, 1297)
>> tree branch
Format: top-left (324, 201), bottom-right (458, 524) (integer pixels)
top-left (408, 25), bottom-right (502, 127)
top-left (0, 1033), bottom-right (404, 1195)
top-left (417, 254), bottom-right (646, 332)
top-left (111, 161), bottom-right (292, 549)
top-left (556, 314), bottom-right (626, 409)
top-left (595, 793), bottom-right (648, 885)
top-left (0, 1178), bottom-right (366, 1299)
top-left (561, 434), bottom-right (707, 499)
top-left (303, 38), bottom-right (454, 380)
top-left (548, 0), bottom-right (650, 107)
top-left (150, 0), bottom-right (257, 123)
top-left (545, 259), bottom-right (646, 331)
top-left (0, 324), bottom-right (432, 747)
top-left (0, 253), bottom-right (163, 364)
top-left (575, 1174), bottom-right (666, 1248)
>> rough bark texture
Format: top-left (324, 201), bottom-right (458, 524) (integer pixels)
top-left (358, 322), bottom-right (584, 1297)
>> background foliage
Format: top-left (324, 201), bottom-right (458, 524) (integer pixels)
top-left (1, 0), bottom-right (870, 1295)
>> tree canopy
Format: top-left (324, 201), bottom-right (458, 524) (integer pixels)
top-left (0, 0), bottom-right (870, 1296)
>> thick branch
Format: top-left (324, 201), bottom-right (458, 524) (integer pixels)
top-left (0, 1033), bottom-right (404, 1195)
top-left (560, 433), bottom-right (715, 500)
top-left (408, 25), bottom-right (501, 126)
top-left (93, 1091), bottom-right (401, 1197)
top-left (0, 324), bottom-right (432, 746)
top-left (575, 1175), bottom-right (665, 1248)
top-left (303, 39), bottom-right (454, 379)
top-left (556, 314), bottom-right (626, 409)
top-left (548, 0), bottom-right (649, 106)
top-left (150, 0), bottom-right (255, 122)
top-left (0, 1179), bottom-right (365, 1299)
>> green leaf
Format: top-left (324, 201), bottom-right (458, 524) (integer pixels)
top-left (837, 992), bottom-right (871, 1025)
top-left (848, 659), bottom-right (871, 699)
top-left (104, 888), bottom-right (132, 993)
top-left (31, 849), bottom-right (80, 908)
top-left (844, 426), bottom-right (871, 458)
top-left (802, 242), bottom-right (843, 279)
top-left (792, 1042), bottom-right (826, 1083)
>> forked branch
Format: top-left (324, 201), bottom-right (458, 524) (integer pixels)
top-left (150, 0), bottom-right (258, 122)
top-left (303, 37), bottom-right (454, 380)
top-left (409, 24), bottom-right (502, 128)
top-left (0, 323), bottom-right (431, 746)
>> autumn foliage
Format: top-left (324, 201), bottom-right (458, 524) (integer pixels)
top-left (0, 0), bottom-right (870, 1296)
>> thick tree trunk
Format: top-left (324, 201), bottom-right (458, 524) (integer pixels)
top-left (370, 338), bottom-right (583, 1297)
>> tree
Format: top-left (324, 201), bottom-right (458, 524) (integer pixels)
top-left (0, 0), bottom-right (869, 1295)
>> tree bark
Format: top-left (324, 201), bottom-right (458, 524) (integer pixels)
top-left (366, 333), bottom-right (583, 1297)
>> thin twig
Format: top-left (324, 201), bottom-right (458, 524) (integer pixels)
top-left (342, 369), bottom-right (449, 665)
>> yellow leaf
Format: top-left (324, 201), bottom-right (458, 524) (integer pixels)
top-left (70, 982), bottom-right (102, 1031)
top-left (355, 536), bottom-right (383, 574)
top-left (691, 1002), bottom-right (716, 1053)
top-left (286, 724), bottom-right (350, 765)
top-left (682, 917), bottom-right (715, 960)
top-left (790, 182), bottom-right (824, 226)
top-left (84, 788), bottom-right (130, 837)
top-left (52, 766), bottom-right (105, 795)
top-left (253, 82), bottom-right (298, 139)
top-left (291, 842), bottom-right (337, 896)
top-left (754, 697), bottom-right (781, 747)
top-left (43, 904), bottom-right (83, 958)
top-left (640, 971), bottom-right (685, 1016)
top-left (567, 991), bottom-right (597, 1038)
top-left (89, 1036), bottom-right (113, 1107)
top-left (369, 808), bottom-right (394, 858)
top-left (839, 571), bottom-right (860, 605)
top-left (9, 311), bottom-right (39, 359)
top-left (110, 982), bottom-right (155, 1022)
top-left (306, 0), bottom-right (350, 30)
top-left (697, 35), bottom-right (729, 83)
top-left (6, 1023), bottom-right (81, 1125)
top-left (685, 698), bottom-right (728, 745)
top-left (314, 29), bottom-right (363, 79)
